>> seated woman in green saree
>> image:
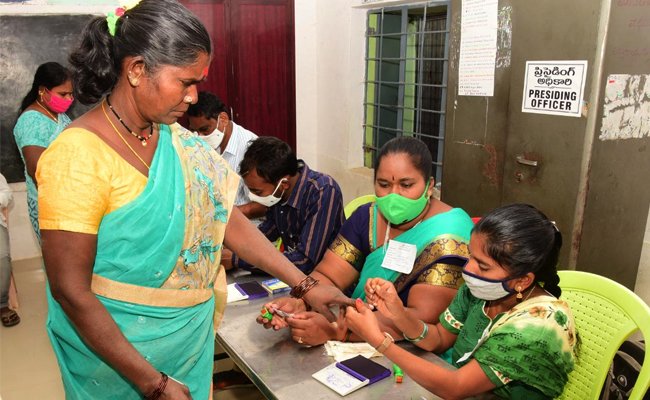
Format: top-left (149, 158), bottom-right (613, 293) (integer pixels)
top-left (258, 137), bottom-right (474, 346)
top-left (37, 2), bottom-right (352, 399)
top-left (347, 204), bottom-right (577, 399)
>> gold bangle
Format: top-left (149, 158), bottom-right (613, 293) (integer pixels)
top-left (374, 332), bottom-right (394, 353)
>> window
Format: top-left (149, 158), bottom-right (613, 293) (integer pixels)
top-left (363, 2), bottom-right (450, 184)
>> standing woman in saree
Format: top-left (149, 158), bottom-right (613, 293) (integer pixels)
top-left (258, 137), bottom-right (474, 346)
top-left (37, 1), bottom-right (351, 399)
top-left (14, 61), bottom-right (73, 242)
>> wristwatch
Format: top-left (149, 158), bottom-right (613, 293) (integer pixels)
top-left (374, 332), bottom-right (394, 353)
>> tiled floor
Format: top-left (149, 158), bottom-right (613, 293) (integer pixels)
top-left (0, 257), bottom-right (264, 400)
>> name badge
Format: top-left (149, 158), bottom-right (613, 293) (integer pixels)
top-left (381, 240), bottom-right (417, 274)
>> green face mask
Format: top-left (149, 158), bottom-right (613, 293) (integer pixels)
top-left (376, 182), bottom-right (430, 225)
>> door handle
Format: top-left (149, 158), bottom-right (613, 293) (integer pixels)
top-left (516, 155), bottom-right (538, 167)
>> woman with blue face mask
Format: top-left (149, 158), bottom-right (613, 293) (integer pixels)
top-left (346, 203), bottom-right (577, 399)
top-left (257, 136), bottom-right (474, 347)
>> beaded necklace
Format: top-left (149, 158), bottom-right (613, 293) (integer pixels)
top-left (101, 100), bottom-right (150, 170)
top-left (105, 95), bottom-right (153, 146)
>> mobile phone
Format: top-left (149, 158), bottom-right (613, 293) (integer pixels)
top-left (234, 281), bottom-right (269, 300)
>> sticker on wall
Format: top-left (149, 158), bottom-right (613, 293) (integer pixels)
top-left (521, 60), bottom-right (588, 117)
top-left (458, 0), bottom-right (498, 97)
top-left (600, 74), bottom-right (650, 141)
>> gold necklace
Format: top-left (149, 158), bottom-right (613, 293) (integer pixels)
top-left (106, 95), bottom-right (153, 146)
top-left (101, 100), bottom-right (150, 170)
top-left (36, 100), bottom-right (57, 122)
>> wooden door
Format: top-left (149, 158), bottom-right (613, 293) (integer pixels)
top-left (180, 0), bottom-right (295, 149)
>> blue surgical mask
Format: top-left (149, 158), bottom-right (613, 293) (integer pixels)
top-left (462, 269), bottom-right (517, 300)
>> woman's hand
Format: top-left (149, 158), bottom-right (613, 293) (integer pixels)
top-left (255, 297), bottom-right (307, 330)
top-left (160, 377), bottom-right (191, 399)
top-left (345, 299), bottom-right (385, 347)
top-left (365, 278), bottom-right (404, 321)
top-left (286, 311), bottom-right (338, 346)
top-left (302, 284), bottom-right (355, 322)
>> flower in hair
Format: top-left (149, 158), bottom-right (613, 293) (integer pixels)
top-left (106, 11), bottom-right (120, 36)
top-left (106, 0), bottom-right (143, 36)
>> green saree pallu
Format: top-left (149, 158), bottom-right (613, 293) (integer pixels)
top-left (46, 125), bottom-right (237, 400)
top-left (351, 206), bottom-right (474, 300)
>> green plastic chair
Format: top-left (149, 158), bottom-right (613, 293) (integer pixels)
top-left (557, 270), bottom-right (650, 400)
top-left (344, 194), bottom-right (375, 218)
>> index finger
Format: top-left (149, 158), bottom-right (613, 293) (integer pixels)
top-left (328, 294), bottom-right (355, 308)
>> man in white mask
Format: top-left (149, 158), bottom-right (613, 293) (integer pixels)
top-left (187, 91), bottom-right (266, 218)
top-left (221, 137), bottom-right (345, 274)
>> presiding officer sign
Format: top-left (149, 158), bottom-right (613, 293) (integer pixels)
top-left (522, 60), bottom-right (588, 118)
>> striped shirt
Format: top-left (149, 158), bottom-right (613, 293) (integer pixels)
top-left (232, 161), bottom-right (345, 273)
top-left (220, 122), bottom-right (258, 206)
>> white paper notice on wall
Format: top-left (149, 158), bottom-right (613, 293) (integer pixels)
top-left (600, 74), bottom-right (650, 141)
top-left (521, 61), bottom-right (588, 117)
top-left (458, 0), bottom-right (498, 97)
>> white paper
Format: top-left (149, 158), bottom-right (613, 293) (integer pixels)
top-left (600, 74), bottom-right (650, 140)
top-left (324, 341), bottom-right (382, 362)
top-left (381, 240), bottom-right (417, 274)
top-left (226, 283), bottom-right (249, 303)
top-left (312, 362), bottom-right (369, 396)
top-left (458, 0), bottom-right (498, 96)
top-left (521, 60), bottom-right (588, 117)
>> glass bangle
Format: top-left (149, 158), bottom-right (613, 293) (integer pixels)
top-left (403, 320), bottom-right (428, 343)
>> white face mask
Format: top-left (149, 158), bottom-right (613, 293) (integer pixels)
top-left (201, 119), bottom-right (225, 150)
top-left (462, 270), bottom-right (516, 301)
top-left (248, 178), bottom-right (287, 207)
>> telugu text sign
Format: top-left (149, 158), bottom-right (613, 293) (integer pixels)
top-left (521, 61), bottom-right (588, 117)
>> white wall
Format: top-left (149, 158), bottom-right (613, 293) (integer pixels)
top-left (294, 0), bottom-right (375, 204)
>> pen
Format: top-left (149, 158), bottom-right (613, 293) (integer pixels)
top-left (272, 307), bottom-right (295, 319)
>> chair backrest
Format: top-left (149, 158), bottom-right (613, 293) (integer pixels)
top-left (344, 194), bottom-right (375, 218)
top-left (557, 270), bottom-right (650, 400)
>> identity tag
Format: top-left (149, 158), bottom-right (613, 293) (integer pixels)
top-left (381, 240), bottom-right (417, 274)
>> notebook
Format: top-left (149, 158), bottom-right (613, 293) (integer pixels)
top-left (312, 355), bottom-right (391, 396)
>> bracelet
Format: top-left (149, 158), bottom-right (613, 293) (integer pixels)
top-left (374, 332), bottom-right (394, 353)
top-left (289, 276), bottom-right (319, 299)
top-left (143, 372), bottom-right (169, 400)
top-left (403, 320), bottom-right (428, 343)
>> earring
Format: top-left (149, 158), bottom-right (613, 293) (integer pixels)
top-left (516, 286), bottom-right (523, 300)
top-left (128, 72), bottom-right (140, 86)
top-left (184, 95), bottom-right (193, 103)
